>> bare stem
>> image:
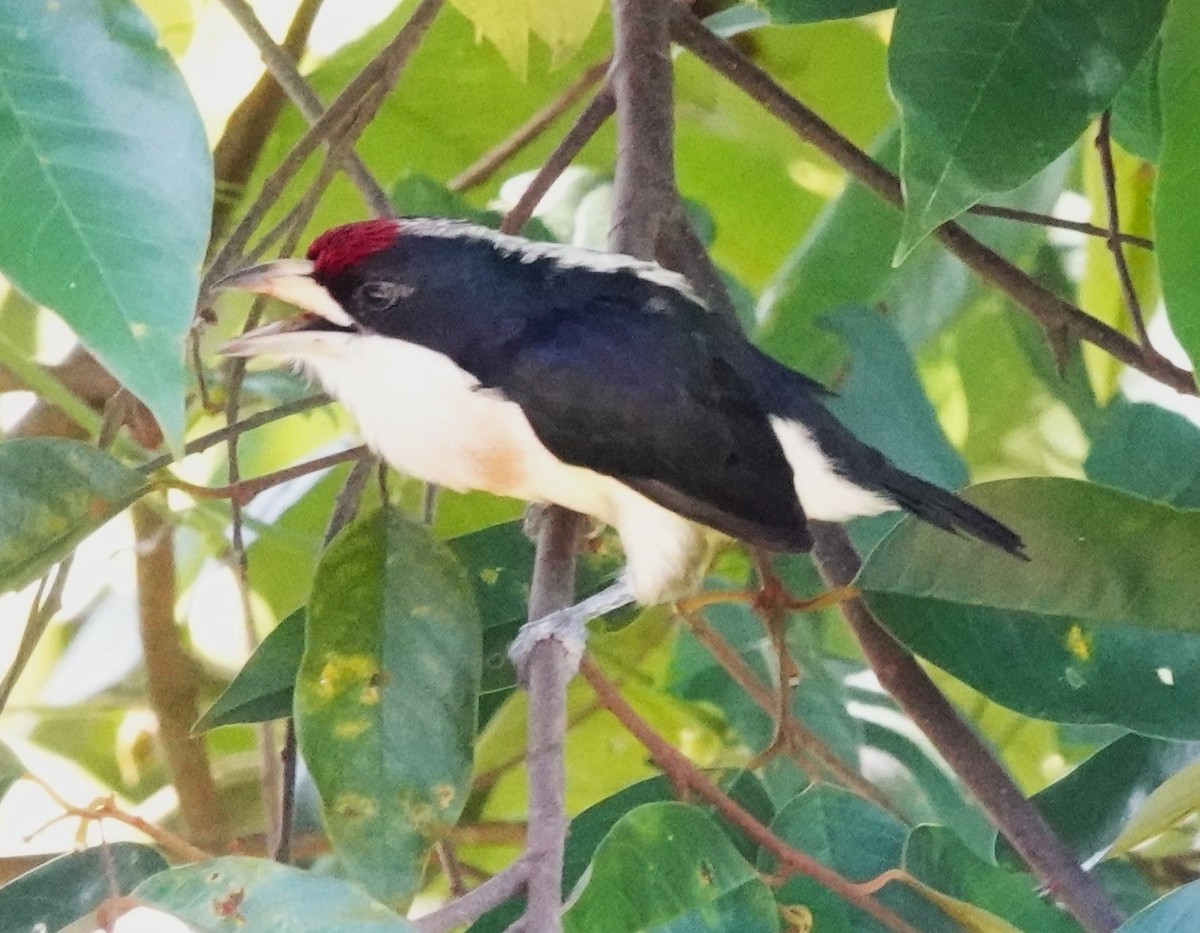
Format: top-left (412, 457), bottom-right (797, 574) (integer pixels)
top-left (667, 6), bottom-right (1195, 397)
top-left (969, 203), bottom-right (1154, 251)
top-left (451, 57), bottom-right (612, 193)
top-left (579, 657), bottom-right (921, 933)
top-left (132, 500), bottom-right (231, 851)
top-left (500, 88), bottom-right (616, 235)
top-left (809, 522), bottom-right (1123, 933)
top-left (1094, 111), bottom-right (1153, 348)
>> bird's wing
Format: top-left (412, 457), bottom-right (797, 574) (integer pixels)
top-left (480, 301), bottom-right (812, 552)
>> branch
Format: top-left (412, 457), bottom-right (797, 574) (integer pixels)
top-left (202, 0), bottom-right (445, 292)
top-left (610, 0), bottom-right (676, 253)
top-left (500, 86), bottom-right (616, 235)
top-left (451, 56), bottom-right (612, 193)
top-left (969, 203), bottom-right (1154, 252)
top-left (667, 6), bottom-right (1195, 397)
top-left (132, 500), bottom-right (232, 851)
top-left (216, 0), bottom-right (391, 216)
top-left (579, 657), bottom-right (921, 933)
top-left (1094, 111), bottom-right (1152, 348)
top-left (211, 0), bottom-right (326, 240)
top-left (808, 522), bottom-right (1123, 933)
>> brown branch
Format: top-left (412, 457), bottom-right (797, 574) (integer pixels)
top-left (160, 445), bottom-right (366, 505)
top-left (132, 500), bottom-right (231, 851)
top-left (451, 57), bottom-right (612, 193)
top-left (968, 203), bottom-right (1154, 251)
top-left (808, 522), bottom-right (1123, 933)
top-left (414, 860), bottom-right (531, 933)
top-left (140, 393), bottom-right (331, 475)
top-left (579, 657), bottom-right (921, 933)
top-left (1094, 111), bottom-right (1153, 348)
top-left (500, 88), bottom-right (616, 235)
top-left (667, 6), bottom-right (1195, 397)
top-left (522, 507), bottom-right (586, 932)
top-left (679, 609), bottom-right (898, 814)
top-left (202, 0), bottom-right (445, 292)
top-left (211, 0), bottom-right (326, 241)
top-left (215, 0), bottom-right (391, 217)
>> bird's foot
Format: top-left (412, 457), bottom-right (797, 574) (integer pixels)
top-left (508, 578), bottom-right (635, 686)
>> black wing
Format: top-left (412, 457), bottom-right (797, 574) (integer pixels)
top-left (477, 294), bottom-right (812, 553)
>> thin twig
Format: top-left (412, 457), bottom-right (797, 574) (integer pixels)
top-left (140, 393), bottom-right (331, 475)
top-left (451, 57), bottom-right (612, 192)
top-left (679, 610), bottom-right (898, 814)
top-left (436, 840), bottom-right (469, 898)
top-left (216, 0), bottom-right (390, 216)
top-left (211, 0), bottom-right (327, 242)
top-left (414, 860), bottom-right (531, 933)
top-left (500, 88), bottom-right (616, 235)
top-left (202, 0), bottom-right (444, 292)
top-left (667, 6), bottom-right (1195, 397)
top-left (968, 203), bottom-right (1154, 251)
top-left (160, 446), bottom-right (366, 505)
top-left (808, 522), bottom-right (1124, 933)
top-left (1094, 111), bottom-right (1153, 348)
top-left (133, 500), bottom-right (232, 851)
top-left (579, 657), bottom-right (921, 933)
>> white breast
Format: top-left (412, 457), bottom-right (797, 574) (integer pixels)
top-left (254, 330), bottom-right (723, 604)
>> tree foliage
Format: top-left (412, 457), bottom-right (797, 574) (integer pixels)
top-left (0, 0), bottom-right (1197, 931)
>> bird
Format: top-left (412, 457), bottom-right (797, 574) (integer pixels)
top-left (217, 217), bottom-right (1023, 664)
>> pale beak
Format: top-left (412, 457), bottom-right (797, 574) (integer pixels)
top-left (215, 258), bottom-right (356, 357)
top-left (215, 258), bottom-right (355, 327)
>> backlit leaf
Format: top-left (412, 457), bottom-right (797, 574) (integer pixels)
top-left (0, 439), bottom-right (146, 594)
top-left (890, 0), bottom-right (1166, 255)
top-left (0, 0), bottom-right (212, 445)
top-left (295, 507), bottom-right (481, 907)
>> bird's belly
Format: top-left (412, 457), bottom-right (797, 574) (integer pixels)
top-left (303, 336), bottom-right (618, 518)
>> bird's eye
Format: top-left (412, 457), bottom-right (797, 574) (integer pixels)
top-left (354, 281), bottom-right (407, 312)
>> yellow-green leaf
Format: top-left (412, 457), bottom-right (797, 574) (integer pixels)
top-left (448, 0), bottom-right (604, 76)
top-left (1109, 760), bottom-right (1200, 858)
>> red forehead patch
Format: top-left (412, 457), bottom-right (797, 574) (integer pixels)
top-left (306, 219), bottom-right (401, 277)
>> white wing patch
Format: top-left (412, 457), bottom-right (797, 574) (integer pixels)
top-left (768, 416), bottom-right (895, 522)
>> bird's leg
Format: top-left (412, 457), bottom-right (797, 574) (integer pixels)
top-left (748, 551), bottom-right (801, 767)
top-left (508, 577), bottom-right (635, 685)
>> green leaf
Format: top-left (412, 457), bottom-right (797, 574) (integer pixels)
top-left (906, 826), bottom-right (1077, 933)
top-left (563, 802), bottom-right (780, 933)
top-left (0, 1), bottom-right (212, 446)
top-left (447, 0), bottom-right (605, 76)
top-left (1086, 401), bottom-right (1200, 509)
top-left (195, 610), bottom-right (305, 732)
top-left (1115, 878), bottom-right (1200, 932)
top-left (471, 772), bottom-right (773, 933)
top-left (890, 0), bottom-right (1166, 255)
top-left (860, 478), bottom-right (1200, 632)
top-left (857, 478), bottom-right (1200, 736)
top-left (859, 721), bottom-right (996, 862)
top-left (1111, 40), bottom-right (1161, 163)
top-left (134, 856), bottom-right (418, 931)
top-left (0, 740), bottom-right (22, 803)
top-left (1156, 0), bottom-right (1200, 372)
top-left (0, 843), bottom-right (167, 933)
top-left (296, 507), bottom-right (481, 908)
top-left (1109, 758), bottom-right (1200, 858)
top-left (759, 0), bottom-right (893, 24)
top-left (762, 785), bottom-right (948, 931)
top-left (757, 126), bottom-right (1068, 379)
top-left (1001, 734), bottom-right (1199, 865)
top-left (0, 439), bottom-right (147, 594)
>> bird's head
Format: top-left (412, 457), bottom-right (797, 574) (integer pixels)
top-left (216, 218), bottom-right (410, 357)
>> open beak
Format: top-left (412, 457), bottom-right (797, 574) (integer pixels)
top-left (214, 258), bottom-right (355, 357)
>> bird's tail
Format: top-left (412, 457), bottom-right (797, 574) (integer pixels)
top-left (874, 463), bottom-right (1027, 558)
